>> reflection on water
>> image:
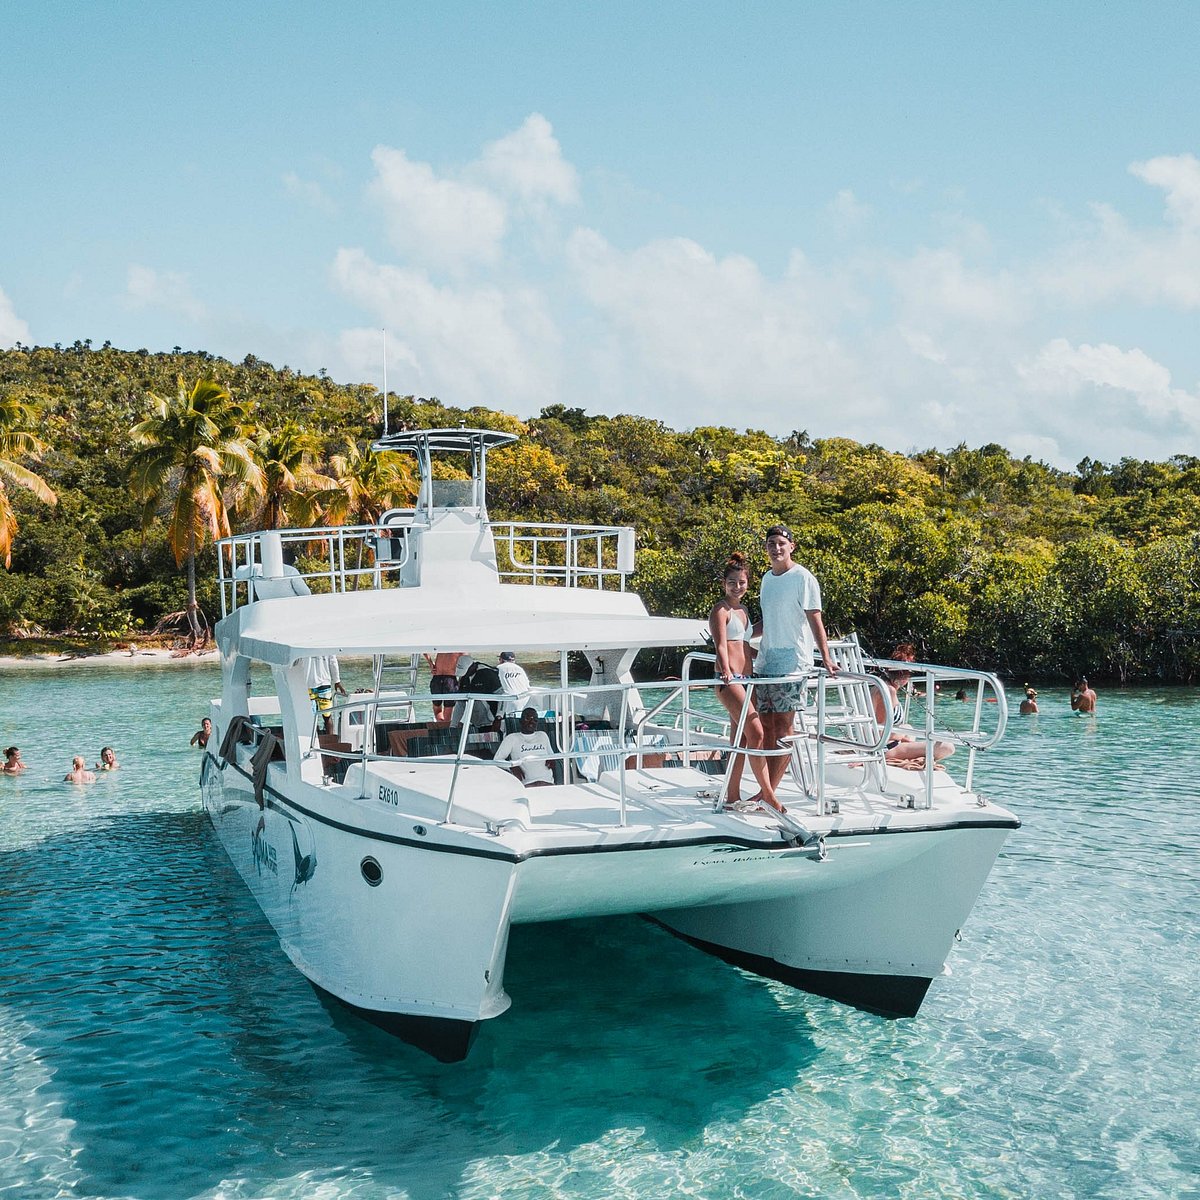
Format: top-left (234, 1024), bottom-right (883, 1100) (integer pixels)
top-left (1, 667), bottom-right (1198, 1198)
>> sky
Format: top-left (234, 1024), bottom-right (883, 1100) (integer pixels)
top-left (3, 1), bottom-right (1199, 468)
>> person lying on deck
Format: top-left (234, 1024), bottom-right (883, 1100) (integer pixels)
top-left (493, 707), bottom-right (554, 787)
top-left (871, 667), bottom-right (954, 769)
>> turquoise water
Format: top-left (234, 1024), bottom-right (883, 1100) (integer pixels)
top-left (1, 664), bottom-right (1197, 1199)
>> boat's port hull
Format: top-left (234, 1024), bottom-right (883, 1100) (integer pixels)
top-left (313, 984), bottom-right (479, 1062)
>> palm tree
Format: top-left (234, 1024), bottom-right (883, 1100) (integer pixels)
top-left (322, 439), bottom-right (417, 527)
top-left (247, 421), bottom-right (334, 530)
top-left (0, 392), bottom-right (58, 568)
top-left (128, 375), bottom-right (262, 646)
top-left (318, 440), bottom-right (417, 585)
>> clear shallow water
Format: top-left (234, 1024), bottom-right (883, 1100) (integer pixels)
top-left (1, 665), bottom-right (1197, 1199)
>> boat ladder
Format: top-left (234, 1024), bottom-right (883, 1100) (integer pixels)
top-left (370, 653), bottom-right (418, 723)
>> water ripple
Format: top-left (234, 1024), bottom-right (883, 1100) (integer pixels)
top-left (0, 671), bottom-right (1197, 1197)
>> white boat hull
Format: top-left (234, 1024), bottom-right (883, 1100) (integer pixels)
top-left (650, 824), bottom-right (1011, 1017)
top-left (203, 753), bottom-right (1015, 1056)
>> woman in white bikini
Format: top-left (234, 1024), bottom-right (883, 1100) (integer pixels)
top-left (708, 552), bottom-right (782, 813)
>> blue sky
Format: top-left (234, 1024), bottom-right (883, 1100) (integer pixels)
top-left (3, 1), bottom-right (1199, 467)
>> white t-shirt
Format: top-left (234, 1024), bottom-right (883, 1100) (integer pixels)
top-left (497, 660), bottom-right (532, 710)
top-left (305, 656), bottom-right (340, 689)
top-left (494, 729), bottom-right (553, 785)
top-left (755, 564), bottom-right (822, 678)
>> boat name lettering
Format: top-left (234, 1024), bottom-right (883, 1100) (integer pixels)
top-left (252, 820), bottom-right (279, 876)
top-left (694, 852), bottom-right (772, 866)
top-left (379, 784), bottom-right (402, 807)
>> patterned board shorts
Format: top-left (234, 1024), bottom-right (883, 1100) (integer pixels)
top-left (752, 676), bottom-right (808, 714)
top-left (308, 685), bottom-right (334, 715)
top-left (430, 674), bottom-right (458, 696)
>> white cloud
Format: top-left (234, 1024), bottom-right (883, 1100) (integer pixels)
top-left (326, 135), bottom-right (1200, 466)
top-left (565, 228), bottom-right (867, 428)
top-left (367, 146), bottom-right (507, 270)
top-left (331, 248), bottom-right (561, 407)
top-left (282, 171), bottom-right (337, 215)
top-left (1039, 154), bottom-right (1200, 308)
top-left (1130, 153), bottom-right (1200, 229)
top-left (124, 266), bottom-right (206, 322)
top-left (1019, 338), bottom-right (1200, 425)
top-left (479, 113), bottom-right (579, 209)
top-left (828, 188), bottom-right (871, 233)
top-left (0, 285), bottom-right (30, 347)
top-left (891, 247), bottom-right (1025, 330)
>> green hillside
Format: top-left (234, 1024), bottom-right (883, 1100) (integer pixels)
top-left (2, 342), bottom-right (1198, 682)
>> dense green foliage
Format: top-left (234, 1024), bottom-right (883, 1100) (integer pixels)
top-left (1, 342), bottom-right (1198, 681)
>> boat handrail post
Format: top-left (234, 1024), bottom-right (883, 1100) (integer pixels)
top-left (617, 688), bottom-right (630, 825)
top-left (922, 667), bottom-right (937, 809)
top-left (443, 698), bottom-right (474, 824)
top-left (715, 682), bottom-right (754, 811)
top-left (815, 673), bottom-right (828, 814)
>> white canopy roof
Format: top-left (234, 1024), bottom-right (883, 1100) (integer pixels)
top-left (218, 584), bottom-right (709, 667)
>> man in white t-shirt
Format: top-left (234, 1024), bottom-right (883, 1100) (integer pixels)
top-left (493, 707), bottom-right (554, 787)
top-left (306, 655), bottom-right (347, 734)
top-left (752, 525), bottom-right (837, 791)
top-left (496, 650), bottom-right (532, 712)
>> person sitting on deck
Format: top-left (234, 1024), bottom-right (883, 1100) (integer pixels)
top-left (493, 707), bottom-right (554, 787)
top-left (871, 667), bottom-right (954, 769)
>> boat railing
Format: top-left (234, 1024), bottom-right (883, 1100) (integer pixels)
top-left (296, 651), bottom-right (1006, 825)
top-left (676, 649), bottom-right (1007, 811)
top-left (216, 524), bottom-right (413, 616)
top-left (674, 653), bottom-right (899, 813)
top-left (216, 519), bottom-right (637, 614)
top-left (490, 522), bottom-right (635, 590)
top-left (862, 656), bottom-right (1008, 802)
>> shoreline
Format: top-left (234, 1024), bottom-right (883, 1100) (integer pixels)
top-left (0, 648), bottom-right (220, 670)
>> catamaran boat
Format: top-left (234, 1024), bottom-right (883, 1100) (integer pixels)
top-left (201, 428), bottom-right (1019, 1061)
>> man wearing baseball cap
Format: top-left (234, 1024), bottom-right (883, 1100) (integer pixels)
top-left (752, 525), bottom-right (838, 793)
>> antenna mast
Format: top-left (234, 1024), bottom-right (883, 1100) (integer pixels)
top-left (382, 328), bottom-right (389, 437)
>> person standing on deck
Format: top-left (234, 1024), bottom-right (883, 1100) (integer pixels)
top-left (496, 651), bottom-right (532, 713)
top-left (709, 552), bottom-right (777, 813)
top-left (307, 655), bottom-right (347, 734)
top-left (424, 651), bottom-right (462, 726)
top-left (751, 525), bottom-right (838, 794)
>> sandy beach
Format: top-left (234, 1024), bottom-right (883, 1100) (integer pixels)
top-left (0, 648), bottom-right (220, 670)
